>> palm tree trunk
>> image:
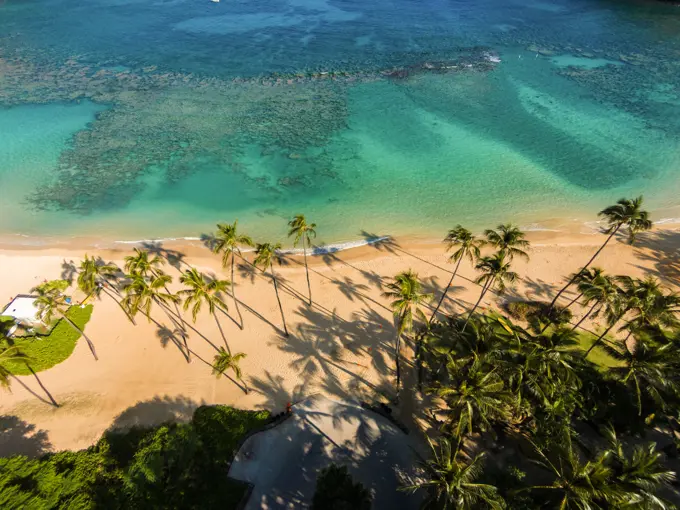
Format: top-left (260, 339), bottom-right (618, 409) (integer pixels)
top-left (429, 256), bottom-right (463, 325)
top-left (462, 280), bottom-right (492, 333)
top-left (270, 263), bottom-right (289, 337)
top-left (59, 311), bottom-right (98, 361)
top-left (231, 255), bottom-right (244, 330)
top-left (585, 321), bottom-right (618, 357)
top-left (303, 237), bottom-right (312, 306)
top-left (102, 287), bottom-right (137, 325)
top-left (565, 291), bottom-right (584, 311)
top-left (395, 332), bottom-right (402, 395)
top-left (549, 226), bottom-right (621, 309)
top-left (570, 303), bottom-right (600, 333)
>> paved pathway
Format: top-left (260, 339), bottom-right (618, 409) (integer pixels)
top-left (228, 395), bottom-right (422, 509)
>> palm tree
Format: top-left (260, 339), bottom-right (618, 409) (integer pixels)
top-left (212, 220), bottom-right (254, 329)
top-left (622, 279), bottom-right (680, 337)
top-left (0, 346), bottom-right (28, 391)
top-left (463, 252), bottom-right (518, 332)
top-left (603, 425), bottom-right (676, 507)
top-left (483, 224), bottom-right (529, 261)
top-left (288, 214), bottom-right (317, 306)
top-left (563, 267), bottom-right (604, 311)
top-left (77, 255), bottom-right (134, 323)
top-left (382, 270), bottom-right (432, 394)
top-left (125, 248), bottom-right (187, 340)
top-left (569, 272), bottom-right (618, 333)
top-left (179, 269), bottom-right (231, 350)
top-left (430, 226), bottom-right (481, 324)
top-left (254, 242), bottom-right (288, 337)
top-left (212, 348), bottom-right (248, 394)
top-left (549, 197), bottom-right (652, 310)
top-left (603, 338), bottom-right (678, 416)
top-left (526, 432), bottom-right (625, 509)
top-left (434, 361), bottom-right (514, 437)
top-left (403, 437), bottom-right (505, 509)
top-left (33, 281), bottom-right (98, 361)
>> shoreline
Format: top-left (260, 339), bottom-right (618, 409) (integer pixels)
top-left (2, 217), bottom-right (680, 257)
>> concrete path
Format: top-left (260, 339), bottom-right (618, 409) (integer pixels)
top-left (228, 395), bottom-right (422, 509)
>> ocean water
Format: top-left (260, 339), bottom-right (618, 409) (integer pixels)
top-left (1, 0), bottom-right (679, 246)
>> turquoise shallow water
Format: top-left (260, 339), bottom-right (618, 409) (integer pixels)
top-left (0, 0), bottom-right (680, 245)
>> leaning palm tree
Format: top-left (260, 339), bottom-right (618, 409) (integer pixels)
top-left (212, 348), bottom-right (248, 394)
top-left (603, 337), bottom-right (678, 416)
top-left (403, 437), bottom-right (505, 509)
top-left (483, 224), bottom-right (529, 261)
top-left (563, 267), bottom-right (605, 311)
top-left (288, 214), bottom-right (317, 306)
top-left (526, 432), bottom-right (625, 509)
top-left (0, 346), bottom-right (28, 391)
top-left (382, 270), bottom-right (432, 394)
top-left (463, 252), bottom-right (518, 332)
top-left (124, 248), bottom-right (188, 338)
top-left (430, 226), bottom-right (481, 324)
top-left (179, 268), bottom-right (231, 350)
top-left (212, 220), bottom-right (254, 329)
top-left (77, 255), bottom-right (134, 323)
top-left (549, 196), bottom-right (652, 310)
top-left (622, 280), bottom-right (680, 337)
top-left (569, 272), bottom-right (618, 333)
top-left (33, 281), bottom-right (98, 361)
top-left (254, 242), bottom-right (289, 337)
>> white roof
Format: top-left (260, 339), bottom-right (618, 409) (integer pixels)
top-left (2, 296), bottom-right (43, 325)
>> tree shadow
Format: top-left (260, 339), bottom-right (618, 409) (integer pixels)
top-left (632, 230), bottom-right (680, 286)
top-left (0, 415), bottom-right (52, 458)
top-left (248, 370), bottom-right (311, 411)
top-left (156, 324), bottom-right (190, 361)
top-left (200, 233), bottom-right (218, 252)
top-left (320, 250), bottom-right (385, 290)
top-left (61, 259), bottom-right (78, 284)
top-left (358, 231), bottom-right (401, 255)
top-left (141, 241), bottom-right (188, 272)
top-left (107, 395), bottom-right (204, 431)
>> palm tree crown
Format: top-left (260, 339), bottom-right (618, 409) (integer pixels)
top-left (178, 269), bottom-right (230, 322)
top-left (212, 220), bottom-right (253, 269)
top-left (383, 270), bottom-right (433, 334)
top-left (483, 224), bottom-right (530, 261)
top-left (599, 196), bottom-right (653, 244)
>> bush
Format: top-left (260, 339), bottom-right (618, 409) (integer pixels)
top-left (0, 406), bottom-right (270, 510)
top-left (312, 464), bottom-right (372, 510)
top-left (504, 301), bottom-right (572, 332)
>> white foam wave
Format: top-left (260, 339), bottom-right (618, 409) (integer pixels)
top-left (279, 236), bottom-right (391, 256)
top-left (113, 236), bottom-right (202, 245)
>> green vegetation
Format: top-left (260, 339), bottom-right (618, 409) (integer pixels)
top-left (3, 305), bottom-right (93, 375)
top-left (0, 405), bottom-right (270, 509)
top-left (312, 464), bottom-right (372, 510)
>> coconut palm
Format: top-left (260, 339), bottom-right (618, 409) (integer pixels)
top-left (125, 248), bottom-right (188, 340)
top-left (483, 224), bottom-right (529, 261)
top-left (124, 248), bottom-right (165, 277)
top-left (179, 268), bottom-right (231, 350)
top-left (463, 252), bottom-right (518, 332)
top-left (563, 267), bottom-right (605, 311)
top-left (603, 338), bottom-right (679, 416)
top-left (254, 242), bottom-right (289, 337)
top-left (288, 214), bottom-right (317, 306)
top-left (434, 361), bottom-right (514, 438)
top-left (382, 270), bottom-right (432, 394)
top-left (569, 272), bottom-right (618, 334)
top-left (622, 279), bottom-right (680, 337)
top-left (603, 425), bottom-right (676, 507)
top-left (33, 281), bottom-right (99, 361)
top-left (403, 437), bottom-right (505, 509)
top-left (212, 348), bottom-right (248, 394)
top-left (0, 346), bottom-right (28, 391)
top-left (430, 226), bottom-right (481, 324)
top-left (77, 255), bottom-right (134, 323)
top-left (526, 432), bottom-right (626, 509)
top-left (549, 196), bottom-right (652, 310)
top-left (212, 220), bottom-right (254, 329)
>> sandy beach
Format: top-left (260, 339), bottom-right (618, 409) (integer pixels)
top-left (2, 227), bottom-right (680, 455)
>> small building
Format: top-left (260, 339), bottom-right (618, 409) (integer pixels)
top-left (1, 295), bottom-right (45, 336)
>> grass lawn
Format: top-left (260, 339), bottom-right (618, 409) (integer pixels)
top-left (572, 332), bottom-right (625, 370)
top-left (4, 305), bottom-right (93, 375)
